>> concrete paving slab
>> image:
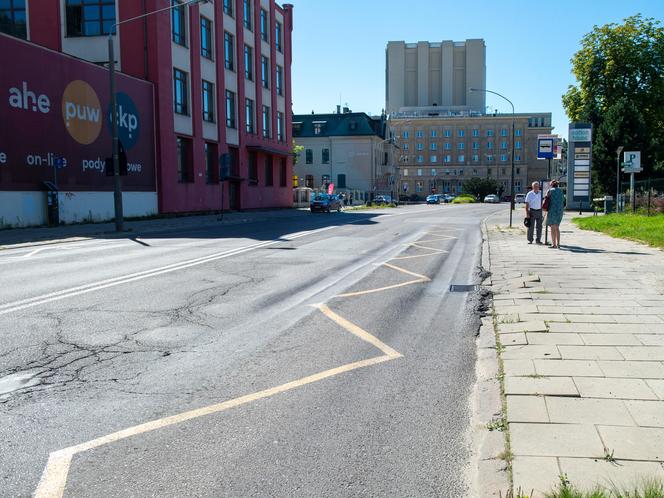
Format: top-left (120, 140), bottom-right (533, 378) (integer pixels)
top-left (503, 360), bottom-right (536, 376)
top-left (505, 377), bottom-right (579, 397)
top-left (565, 314), bottom-right (618, 323)
top-left (559, 458), bottom-right (664, 492)
top-left (598, 425), bottom-right (664, 461)
top-left (510, 423), bottom-right (605, 458)
top-left (612, 315), bottom-right (664, 324)
top-left (527, 333), bottom-right (584, 345)
top-left (618, 347), bottom-right (664, 361)
top-left (625, 400), bottom-right (664, 427)
top-left (501, 332), bottom-right (528, 346)
top-left (597, 361), bottom-right (664, 379)
top-left (580, 334), bottom-right (643, 346)
top-left (498, 320), bottom-right (548, 334)
top-left (637, 335), bottom-right (664, 346)
top-left (546, 397), bottom-right (634, 426)
top-left (534, 359), bottom-right (604, 377)
top-left (646, 379), bottom-right (664, 400)
top-left (512, 456), bottom-right (560, 498)
top-left (507, 395), bottom-right (549, 423)
top-left (502, 345), bottom-right (561, 360)
top-left (573, 377), bottom-right (659, 400)
top-left (558, 345), bottom-right (624, 361)
top-left (547, 322), bottom-right (599, 333)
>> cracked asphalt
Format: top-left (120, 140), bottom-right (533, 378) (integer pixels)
top-left (0, 203), bottom-right (502, 497)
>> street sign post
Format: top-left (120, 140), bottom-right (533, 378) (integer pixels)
top-left (622, 151), bottom-right (641, 212)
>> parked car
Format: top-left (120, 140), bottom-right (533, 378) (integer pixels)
top-left (374, 195), bottom-right (396, 205)
top-left (426, 194), bottom-right (440, 204)
top-left (310, 193), bottom-right (342, 213)
top-left (514, 193), bottom-right (526, 205)
top-left (483, 194), bottom-right (500, 204)
top-left (439, 194), bottom-right (454, 203)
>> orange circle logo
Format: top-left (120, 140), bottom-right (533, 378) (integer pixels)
top-left (61, 80), bottom-right (102, 145)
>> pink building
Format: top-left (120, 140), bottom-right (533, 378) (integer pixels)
top-left (1, 0), bottom-right (293, 218)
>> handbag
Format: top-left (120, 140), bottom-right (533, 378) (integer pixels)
top-left (523, 217), bottom-right (530, 227)
top-left (542, 194), bottom-right (550, 211)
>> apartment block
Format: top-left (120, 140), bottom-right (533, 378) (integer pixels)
top-left (386, 39), bottom-right (486, 115)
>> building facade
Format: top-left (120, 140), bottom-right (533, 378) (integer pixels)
top-left (388, 111), bottom-right (553, 199)
top-left (1, 0), bottom-right (293, 223)
top-left (292, 110), bottom-right (386, 199)
top-left (386, 40), bottom-right (486, 115)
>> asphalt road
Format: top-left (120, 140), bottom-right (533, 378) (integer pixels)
top-left (0, 203), bottom-right (502, 497)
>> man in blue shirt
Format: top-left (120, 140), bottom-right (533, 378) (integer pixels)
top-left (525, 182), bottom-right (543, 244)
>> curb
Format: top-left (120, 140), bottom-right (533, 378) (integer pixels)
top-left (469, 219), bottom-right (510, 497)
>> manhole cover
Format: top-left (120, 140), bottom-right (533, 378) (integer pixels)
top-left (449, 284), bottom-right (478, 292)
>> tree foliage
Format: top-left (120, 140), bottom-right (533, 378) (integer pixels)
top-left (562, 15), bottom-right (664, 194)
top-left (292, 141), bottom-right (305, 164)
top-left (462, 177), bottom-right (500, 199)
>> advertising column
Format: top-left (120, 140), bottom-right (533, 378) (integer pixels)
top-left (566, 123), bottom-right (592, 210)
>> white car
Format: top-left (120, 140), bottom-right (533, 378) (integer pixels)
top-left (514, 194), bottom-right (526, 205)
top-left (483, 194), bottom-right (500, 204)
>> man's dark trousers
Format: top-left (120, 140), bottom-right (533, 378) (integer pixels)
top-left (528, 209), bottom-right (543, 243)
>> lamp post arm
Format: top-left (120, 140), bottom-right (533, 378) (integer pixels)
top-left (109, 0), bottom-right (207, 37)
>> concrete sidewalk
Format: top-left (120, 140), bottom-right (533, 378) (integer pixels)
top-left (0, 208), bottom-right (311, 249)
top-left (485, 213), bottom-right (664, 496)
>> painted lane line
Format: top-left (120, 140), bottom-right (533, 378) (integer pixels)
top-left (390, 252), bottom-right (446, 260)
top-left (35, 305), bottom-right (402, 498)
top-left (335, 279), bottom-right (428, 298)
top-left (382, 262), bottom-right (431, 281)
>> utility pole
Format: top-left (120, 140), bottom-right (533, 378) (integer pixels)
top-left (616, 146), bottom-right (624, 213)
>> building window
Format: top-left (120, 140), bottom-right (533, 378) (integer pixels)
top-left (416, 130), bottom-right (423, 138)
top-left (403, 168), bottom-right (408, 176)
top-left (500, 155), bottom-right (508, 162)
top-left (472, 129), bottom-right (479, 137)
top-left (515, 140), bottom-right (522, 149)
top-left (275, 21), bottom-right (282, 52)
top-left (501, 128), bottom-right (508, 137)
top-left (200, 16), bottom-right (213, 59)
top-left (173, 68), bottom-right (188, 115)
top-left (487, 141), bottom-right (493, 149)
top-left (416, 181), bottom-right (423, 192)
top-left (458, 143), bottom-right (465, 150)
top-left (248, 150), bottom-right (257, 184)
top-left (487, 155), bottom-right (494, 161)
top-left (176, 137), bottom-right (193, 182)
top-left (224, 32), bottom-right (234, 70)
top-left (260, 8), bottom-right (268, 41)
top-left (202, 80), bottom-right (215, 122)
top-left (515, 180), bottom-right (522, 192)
top-left (171, 0), bottom-right (186, 45)
top-left (322, 148), bottom-right (330, 164)
top-left (444, 130), bottom-right (451, 137)
top-left (487, 130), bottom-right (494, 137)
top-left (458, 155), bottom-right (465, 163)
top-left (472, 154), bottom-right (479, 162)
top-left (337, 174), bottom-right (347, 188)
top-left (487, 168), bottom-right (492, 175)
top-left (245, 98), bottom-right (254, 133)
top-left (223, 0), bottom-right (233, 17)
top-left (305, 149), bottom-right (313, 164)
top-left (459, 169), bottom-right (464, 176)
top-left (458, 129), bottom-right (465, 137)
top-left (516, 168), bottom-right (521, 174)
top-left (501, 168), bottom-right (507, 175)
top-left (1, 0), bottom-right (27, 38)
top-left (243, 0), bottom-right (252, 30)
top-left (472, 142), bottom-right (479, 150)
top-left (403, 143), bottom-right (409, 150)
top-left (500, 141), bottom-right (508, 149)
top-left (66, 0), bottom-right (115, 37)
top-left (277, 111), bottom-right (284, 142)
top-left (431, 130), bottom-right (437, 138)
top-left (261, 56), bottom-right (269, 88)
top-left (244, 45), bottom-right (253, 80)
top-left (417, 155), bottom-right (424, 163)
top-left (473, 169), bottom-right (478, 175)
top-left (515, 155), bottom-right (521, 162)
top-left (515, 129), bottom-right (522, 137)
top-left (205, 142), bottom-right (218, 183)
top-left (444, 155), bottom-right (451, 163)
top-left (276, 65), bottom-right (283, 95)
top-left (444, 142), bottom-right (451, 150)
top-left (261, 105), bottom-right (271, 138)
top-left (225, 90), bottom-right (236, 128)
top-left (313, 123), bottom-right (324, 135)
top-left (280, 158), bottom-right (287, 187)
top-left (416, 143), bottom-right (423, 151)
top-left (402, 131), bottom-right (409, 139)
top-left (430, 143), bottom-right (437, 151)
top-left (264, 156), bottom-right (274, 186)
top-left (305, 174), bottom-right (314, 188)
top-left (431, 168), bottom-right (437, 176)
top-left (430, 155), bottom-right (437, 163)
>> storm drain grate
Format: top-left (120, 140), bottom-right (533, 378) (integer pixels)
top-left (449, 284), bottom-right (479, 292)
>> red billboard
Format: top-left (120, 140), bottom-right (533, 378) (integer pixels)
top-left (0, 33), bottom-right (155, 192)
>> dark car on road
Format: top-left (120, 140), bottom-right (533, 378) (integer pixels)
top-left (310, 193), bottom-right (342, 213)
top-left (426, 194), bottom-right (439, 204)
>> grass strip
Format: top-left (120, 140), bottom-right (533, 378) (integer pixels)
top-left (572, 214), bottom-right (664, 248)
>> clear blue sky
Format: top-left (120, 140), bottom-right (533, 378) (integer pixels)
top-left (288, 0), bottom-right (664, 139)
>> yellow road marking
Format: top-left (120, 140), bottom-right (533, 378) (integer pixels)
top-left (409, 242), bottom-right (446, 252)
top-left (35, 306), bottom-right (403, 498)
top-left (390, 251), bottom-right (445, 260)
top-left (335, 278), bottom-right (427, 298)
top-left (414, 237), bottom-right (456, 243)
top-left (382, 262), bottom-right (430, 281)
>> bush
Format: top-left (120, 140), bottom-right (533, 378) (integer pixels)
top-left (452, 194), bottom-right (476, 204)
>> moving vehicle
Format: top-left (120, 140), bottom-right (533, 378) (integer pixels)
top-left (426, 194), bottom-right (440, 204)
top-left (483, 194), bottom-right (500, 203)
top-left (310, 193), bottom-right (342, 213)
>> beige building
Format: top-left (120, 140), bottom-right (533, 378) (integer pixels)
top-left (386, 40), bottom-right (486, 114)
top-left (387, 111), bottom-right (553, 199)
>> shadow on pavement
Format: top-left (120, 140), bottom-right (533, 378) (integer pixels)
top-left (561, 244), bottom-right (650, 255)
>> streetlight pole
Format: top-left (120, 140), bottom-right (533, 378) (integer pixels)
top-left (616, 145), bottom-right (624, 213)
top-left (470, 88), bottom-right (515, 227)
top-left (108, 0), bottom-right (208, 232)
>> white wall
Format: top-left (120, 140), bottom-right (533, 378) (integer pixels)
top-left (0, 191), bottom-right (158, 228)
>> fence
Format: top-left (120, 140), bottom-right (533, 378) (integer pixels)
top-left (617, 178), bottom-right (664, 215)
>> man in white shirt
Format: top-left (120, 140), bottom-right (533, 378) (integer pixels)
top-left (525, 182), bottom-right (543, 244)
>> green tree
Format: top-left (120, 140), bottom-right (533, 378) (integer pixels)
top-left (562, 15), bottom-right (664, 195)
top-left (292, 141), bottom-right (305, 164)
top-left (462, 177), bottom-right (499, 199)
